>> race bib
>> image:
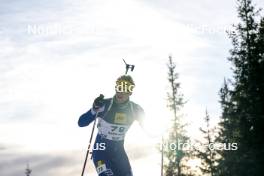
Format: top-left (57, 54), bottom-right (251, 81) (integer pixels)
top-left (97, 118), bottom-right (129, 141)
top-left (97, 164), bottom-right (107, 174)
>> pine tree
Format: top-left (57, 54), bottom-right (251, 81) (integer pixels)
top-left (25, 163), bottom-right (32, 176)
top-left (216, 79), bottom-right (239, 176)
top-left (217, 0), bottom-right (264, 175)
top-left (195, 110), bottom-right (218, 176)
top-left (163, 56), bottom-right (190, 176)
top-left (251, 15), bottom-right (264, 175)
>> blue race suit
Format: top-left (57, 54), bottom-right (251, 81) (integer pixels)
top-left (78, 96), bottom-right (144, 176)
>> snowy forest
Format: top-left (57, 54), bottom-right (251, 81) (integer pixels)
top-left (162, 0), bottom-right (264, 175)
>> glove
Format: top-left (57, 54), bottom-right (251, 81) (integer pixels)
top-left (92, 94), bottom-right (105, 113)
top-left (93, 94), bottom-right (104, 108)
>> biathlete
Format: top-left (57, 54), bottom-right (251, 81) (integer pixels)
top-left (78, 75), bottom-right (144, 176)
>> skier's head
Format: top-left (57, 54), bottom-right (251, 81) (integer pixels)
top-left (115, 75), bottom-right (135, 103)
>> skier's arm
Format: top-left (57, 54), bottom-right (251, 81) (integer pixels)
top-left (78, 94), bottom-right (105, 127)
top-left (135, 105), bottom-right (158, 137)
top-left (78, 109), bottom-right (97, 127)
top-left (134, 104), bottom-right (160, 138)
top-left (134, 104), bottom-right (145, 128)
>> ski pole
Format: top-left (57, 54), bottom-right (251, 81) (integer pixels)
top-left (81, 111), bottom-right (99, 176)
top-left (161, 136), bottom-right (164, 176)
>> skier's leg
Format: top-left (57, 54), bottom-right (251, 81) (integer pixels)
top-left (92, 149), bottom-right (114, 176)
top-left (94, 148), bottom-right (132, 176)
top-left (111, 149), bottom-right (133, 176)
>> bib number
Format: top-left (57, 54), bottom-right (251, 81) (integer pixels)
top-left (111, 126), bottom-right (125, 133)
